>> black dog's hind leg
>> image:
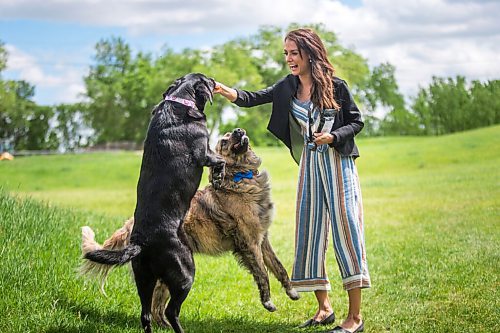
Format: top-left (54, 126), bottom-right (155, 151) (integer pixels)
top-left (164, 282), bottom-right (192, 333)
top-left (133, 260), bottom-right (156, 333)
top-left (261, 234), bottom-right (300, 300)
top-left (159, 239), bottom-right (194, 333)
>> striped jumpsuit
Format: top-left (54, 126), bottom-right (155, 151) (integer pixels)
top-left (290, 98), bottom-right (371, 292)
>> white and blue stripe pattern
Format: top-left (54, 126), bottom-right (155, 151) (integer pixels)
top-left (290, 98), bottom-right (370, 291)
top-left (290, 98), bottom-right (329, 153)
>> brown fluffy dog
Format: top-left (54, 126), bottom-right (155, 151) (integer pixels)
top-left (81, 128), bottom-right (299, 326)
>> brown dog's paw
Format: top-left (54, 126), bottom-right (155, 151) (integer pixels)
top-left (287, 288), bottom-right (300, 300)
top-left (263, 300), bottom-right (277, 312)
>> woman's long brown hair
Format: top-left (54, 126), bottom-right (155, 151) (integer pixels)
top-left (285, 28), bottom-right (339, 110)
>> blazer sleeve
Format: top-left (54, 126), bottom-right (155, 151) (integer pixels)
top-left (233, 84), bottom-right (275, 107)
top-left (330, 80), bottom-right (364, 148)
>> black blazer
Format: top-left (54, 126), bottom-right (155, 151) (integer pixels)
top-left (233, 74), bottom-right (364, 163)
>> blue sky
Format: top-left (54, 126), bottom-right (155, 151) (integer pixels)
top-left (1, 0), bottom-right (499, 105)
top-left (0, 18), bottom-right (252, 104)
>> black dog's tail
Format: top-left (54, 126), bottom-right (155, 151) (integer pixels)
top-left (84, 244), bottom-right (141, 266)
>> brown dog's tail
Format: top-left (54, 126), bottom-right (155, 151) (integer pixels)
top-left (80, 218), bottom-right (135, 294)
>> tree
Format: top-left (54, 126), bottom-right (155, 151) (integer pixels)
top-left (15, 105), bottom-right (59, 150)
top-left (0, 41), bottom-right (7, 73)
top-left (0, 78), bottom-right (60, 150)
top-left (469, 80), bottom-right (500, 128)
top-left (53, 103), bottom-right (90, 150)
top-left (411, 76), bottom-right (499, 135)
top-left (411, 87), bottom-right (430, 135)
top-left (0, 41), bottom-right (69, 151)
top-left (84, 37), bottom-right (134, 143)
top-left (0, 41), bottom-right (17, 149)
top-left (85, 40), bottom-right (226, 144)
top-left (204, 40), bottom-right (265, 141)
top-left (1, 79), bottom-right (37, 148)
top-left (367, 63), bottom-right (419, 135)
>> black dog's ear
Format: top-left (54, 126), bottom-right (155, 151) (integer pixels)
top-left (163, 77), bottom-right (184, 98)
top-left (204, 79), bottom-right (215, 105)
top-left (162, 84), bottom-right (175, 99)
top-left (194, 79), bottom-right (214, 106)
top-left (187, 108), bottom-right (206, 120)
top-left (151, 100), bottom-right (165, 115)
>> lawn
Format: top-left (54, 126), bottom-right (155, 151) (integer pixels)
top-left (0, 125), bottom-right (499, 332)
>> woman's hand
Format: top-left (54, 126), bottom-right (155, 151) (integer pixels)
top-left (213, 81), bottom-right (237, 102)
top-left (313, 132), bottom-right (334, 145)
top-left (213, 81), bottom-right (224, 94)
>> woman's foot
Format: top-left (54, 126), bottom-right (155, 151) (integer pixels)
top-left (298, 308), bottom-right (335, 328)
top-left (336, 316), bottom-right (363, 332)
top-left (313, 308), bottom-right (335, 323)
top-left (328, 321), bottom-right (364, 333)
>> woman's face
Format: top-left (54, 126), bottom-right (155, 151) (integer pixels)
top-left (284, 39), bottom-right (311, 77)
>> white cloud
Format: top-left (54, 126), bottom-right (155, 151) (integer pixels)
top-left (0, 0), bottom-right (303, 34)
top-left (313, 0), bottom-right (500, 95)
top-left (5, 45), bottom-right (86, 104)
top-left (1, 0), bottom-right (499, 103)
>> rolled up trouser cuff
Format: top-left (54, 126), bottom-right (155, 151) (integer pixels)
top-left (291, 278), bottom-right (331, 292)
top-left (342, 273), bottom-right (371, 291)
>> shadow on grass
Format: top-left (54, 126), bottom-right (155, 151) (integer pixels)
top-left (182, 317), bottom-right (298, 333)
top-left (43, 295), bottom-right (138, 333)
top-left (44, 295), bottom-right (301, 333)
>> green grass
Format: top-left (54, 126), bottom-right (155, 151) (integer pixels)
top-left (0, 125), bottom-right (499, 332)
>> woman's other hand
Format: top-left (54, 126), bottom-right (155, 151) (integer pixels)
top-left (313, 132), bottom-right (334, 145)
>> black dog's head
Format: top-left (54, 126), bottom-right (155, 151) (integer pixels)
top-left (160, 73), bottom-right (215, 115)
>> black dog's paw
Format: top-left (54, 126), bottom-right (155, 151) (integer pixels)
top-left (211, 161), bottom-right (225, 190)
top-left (212, 179), bottom-right (222, 190)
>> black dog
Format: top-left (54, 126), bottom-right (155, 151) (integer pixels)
top-left (83, 73), bottom-right (225, 333)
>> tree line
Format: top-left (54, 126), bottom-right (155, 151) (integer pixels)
top-left (1, 23), bottom-right (498, 151)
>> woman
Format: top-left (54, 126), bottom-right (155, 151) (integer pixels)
top-left (214, 28), bottom-right (370, 333)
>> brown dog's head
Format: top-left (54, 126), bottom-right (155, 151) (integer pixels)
top-left (215, 128), bottom-right (261, 173)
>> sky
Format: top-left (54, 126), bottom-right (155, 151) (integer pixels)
top-left (1, 0), bottom-right (499, 106)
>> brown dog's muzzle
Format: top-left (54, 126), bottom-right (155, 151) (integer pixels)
top-left (230, 128), bottom-right (249, 154)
